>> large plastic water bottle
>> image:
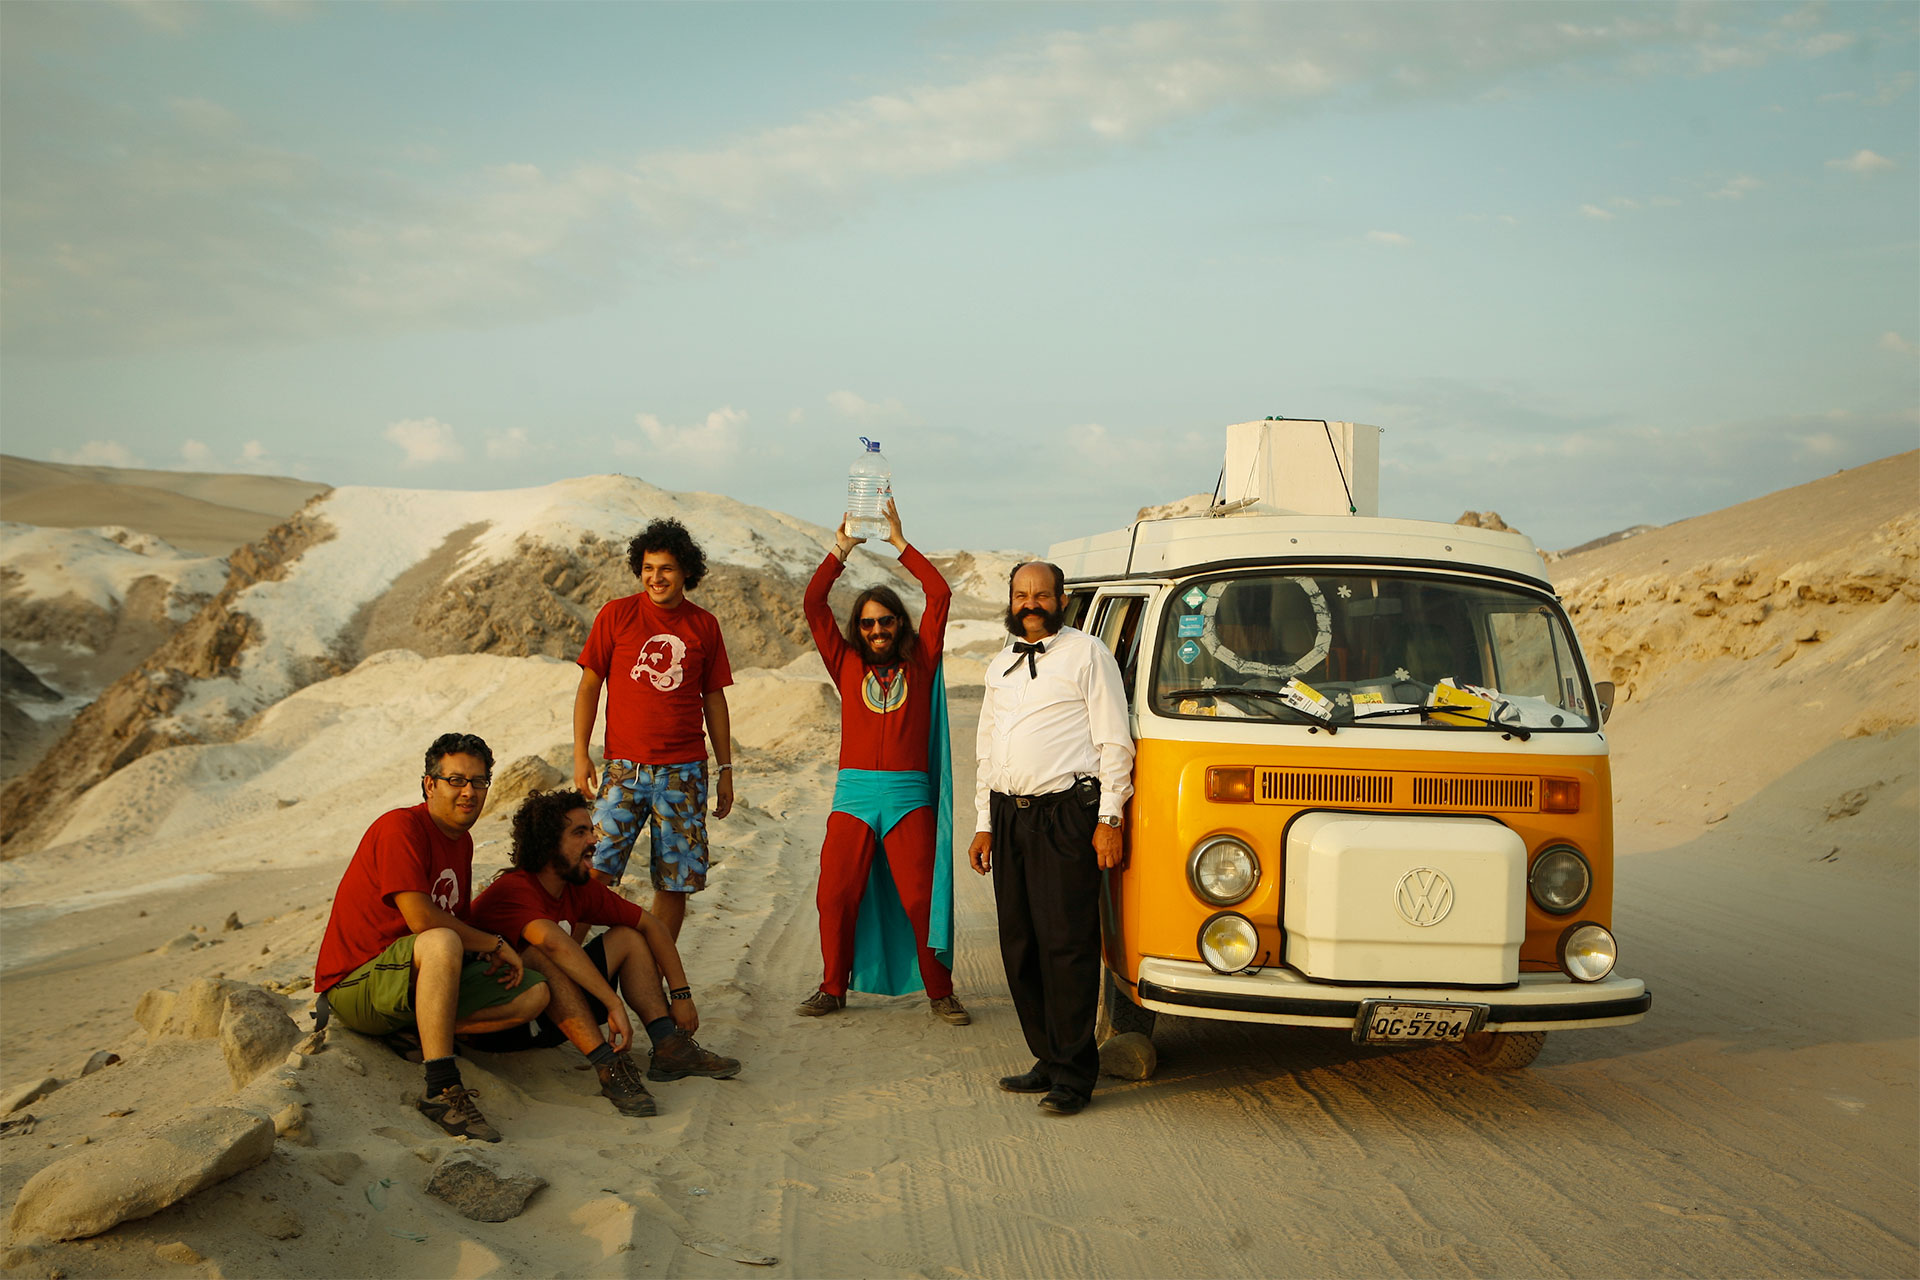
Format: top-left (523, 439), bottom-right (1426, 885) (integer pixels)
top-left (846, 437), bottom-right (891, 539)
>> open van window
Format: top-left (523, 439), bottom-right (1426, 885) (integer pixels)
top-left (1150, 571), bottom-right (1597, 732)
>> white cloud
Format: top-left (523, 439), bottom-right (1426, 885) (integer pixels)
top-left (1709, 174), bottom-right (1763, 199)
top-left (1880, 331), bottom-right (1917, 357)
top-left (50, 440), bottom-right (143, 468)
top-left (242, 440), bottom-right (267, 462)
top-left (1609, 196), bottom-right (1641, 210)
top-left (1828, 149), bottom-right (1895, 175)
top-left (826, 390), bottom-right (915, 426)
top-left (485, 428), bottom-right (532, 461)
top-left (1579, 204), bottom-right (1617, 221)
top-left (180, 439), bottom-right (211, 464)
top-left (621, 406), bottom-right (748, 462)
top-left (1366, 230), bottom-right (1412, 247)
top-left (1800, 32), bottom-right (1856, 57)
top-left (787, 408), bottom-right (806, 425)
top-left (384, 417), bottom-right (463, 465)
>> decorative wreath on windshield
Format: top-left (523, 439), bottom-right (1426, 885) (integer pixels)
top-left (1196, 577), bottom-right (1332, 680)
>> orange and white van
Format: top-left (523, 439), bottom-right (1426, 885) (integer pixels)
top-left (1055, 420), bottom-right (1650, 1070)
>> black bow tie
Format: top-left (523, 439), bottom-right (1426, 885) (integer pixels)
top-left (1006, 640), bottom-right (1047, 678)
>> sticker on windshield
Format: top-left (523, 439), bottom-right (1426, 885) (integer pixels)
top-left (1177, 615), bottom-right (1206, 637)
top-left (1181, 587), bottom-right (1206, 609)
top-left (1178, 639), bottom-right (1200, 665)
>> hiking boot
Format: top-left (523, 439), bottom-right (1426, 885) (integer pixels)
top-left (416, 1085), bottom-right (500, 1142)
top-left (647, 1029), bottom-right (742, 1082)
top-left (929, 995), bottom-right (971, 1026)
top-left (795, 990), bottom-right (846, 1018)
top-left (598, 1051), bottom-right (658, 1117)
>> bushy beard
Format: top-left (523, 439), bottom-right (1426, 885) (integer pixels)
top-left (855, 631), bottom-right (902, 666)
top-left (1005, 604), bottom-right (1063, 637)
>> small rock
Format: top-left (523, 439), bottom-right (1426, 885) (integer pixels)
top-left (8, 1107), bottom-right (275, 1241)
top-left (61, 1052), bottom-right (119, 1081)
top-left (252, 1206), bottom-right (302, 1240)
top-left (423, 1149), bottom-right (547, 1222)
top-left (307, 1150), bottom-right (363, 1186)
top-left (219, 988), bottom-right (301, 1088)
top-left (154, 978), bottom-right (239, 1041)
top-left (292, 1029), bottom-right (326, 1057)
top-left (157, 934), bottom-right (201, 955)
top-left (222, 913), bottom-right (243, 932)
top-left (270, 1104), bottom-right (308, 1142)
top-left (1098, 1032), bottom-right (1158, 1081)
top-left (154, 1242), bottom-right (203, 1265)
top-left (1, 1079), bottom-right (61, 1116)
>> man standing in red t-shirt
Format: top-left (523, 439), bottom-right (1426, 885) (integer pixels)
top-left (315, 732), bottom-right (549, 1143)
top-left (469, 789), bottom-right (742, 1117)
top-left (573, 518), bottom-right (734, 941)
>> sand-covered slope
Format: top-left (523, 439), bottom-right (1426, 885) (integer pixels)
top-left (0, 457), bottom-right (329, 559)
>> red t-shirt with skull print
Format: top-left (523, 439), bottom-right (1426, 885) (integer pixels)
top-left (315, 804), bottom-right (474, 993)
top-left (578, 593), bottom-right (733, 765)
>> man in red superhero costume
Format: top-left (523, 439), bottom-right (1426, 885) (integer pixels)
top-left (796, 499), bottom-right (969, 1025)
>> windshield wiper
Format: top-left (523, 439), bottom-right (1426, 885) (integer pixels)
top-left (1348, 703), bottom-right (1531, 740)
top-left (1162, 686), bottom-right (1337, 732)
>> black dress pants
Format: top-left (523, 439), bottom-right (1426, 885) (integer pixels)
top-left (990, 779), bottom-right (1103, 1101)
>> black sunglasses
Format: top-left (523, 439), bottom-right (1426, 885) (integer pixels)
top-left (858, 615), bottom-right (900, 631)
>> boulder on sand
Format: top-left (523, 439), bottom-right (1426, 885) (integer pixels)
top-left (7, 1107), bottom-right (275, 1241)
top-left (219, 988), bottom-right (301, 1088)
top-left (424, 1148), bottom-right (548, 1222)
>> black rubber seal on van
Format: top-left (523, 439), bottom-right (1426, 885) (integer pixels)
top-left (1135, 979), bottom-right (1653, 1023)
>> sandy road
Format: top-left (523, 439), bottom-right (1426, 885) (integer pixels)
top-left (664, 699), bottom-right (1918, 1279)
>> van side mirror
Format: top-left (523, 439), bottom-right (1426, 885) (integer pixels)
top-left (1593, 681), bottom-right (1615, 725)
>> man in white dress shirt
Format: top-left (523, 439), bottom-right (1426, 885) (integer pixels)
top-left (968, 561), bottom-right (1135, 1116)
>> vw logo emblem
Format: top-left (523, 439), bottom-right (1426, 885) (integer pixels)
top-left (1394, 868), bottom-right (1454, 927)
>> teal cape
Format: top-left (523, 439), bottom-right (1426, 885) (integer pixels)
top-left (829, 663), bottom-right (954, 996)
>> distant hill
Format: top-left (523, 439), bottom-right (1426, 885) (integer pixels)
top-left (0, 455), bottom-right (329, 556)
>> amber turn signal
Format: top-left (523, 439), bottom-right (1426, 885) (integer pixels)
top-left (1541, 778), bottom-right (1580, 813)
top-left (1206, 767), bottom-right (1254, 803)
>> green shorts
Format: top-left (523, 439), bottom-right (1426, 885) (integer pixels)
top-left (324, 933), bottom-right (547, 1037)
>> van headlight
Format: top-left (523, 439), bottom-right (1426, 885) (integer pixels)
top-left (1558, 921), bottom-right (1616, 982)
top-left (1188, 836), bottom-right (1260, 905)
top-left (1198, 912), bottom-right (1259, 974)
top-left (1529, 845), bottom-right (1591, 915)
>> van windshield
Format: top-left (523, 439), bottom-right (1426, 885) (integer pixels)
top-left (1151, 571), bottom-right (1597, 732)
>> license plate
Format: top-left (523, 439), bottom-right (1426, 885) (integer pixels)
top-left (1353, 1000), bottom-right (1486, 1045)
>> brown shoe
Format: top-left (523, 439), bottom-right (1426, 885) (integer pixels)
top-left (795, 990), bottom-right (845, 1018)
top-left (416, 1085), bottom-right (500, 1142)
top-left (647, 1030), bottom-right (741, 1082)
top-left (598, 1051), bottom-right (658, 1117)
top-left (929, 995), bottom-right (971, 1026)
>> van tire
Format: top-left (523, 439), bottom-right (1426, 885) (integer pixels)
top-left (1454, 1030), bottom-right (1546, 1070)
top-left (1101, 970), bottom-right (1157, 1041)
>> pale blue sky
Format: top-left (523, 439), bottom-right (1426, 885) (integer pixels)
top-left (2, 1), bottom-right (1914, 552)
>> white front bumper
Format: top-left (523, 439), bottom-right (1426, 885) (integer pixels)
top-left (1134, 957), bottom-right (1651, 1032)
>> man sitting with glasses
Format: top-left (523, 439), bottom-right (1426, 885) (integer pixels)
top-left (314, 732), bottom-right (549, 1143)
top-left (795, 498), bottom-right (969, 1026)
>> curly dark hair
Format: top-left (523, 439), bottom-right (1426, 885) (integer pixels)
top-left (627, 518), bottom-right (707, 589)
top-left (843, 584), bottom-right (917, 666)
top-left (509, 787), bottom-right (591, 874)
top-left (424, 732), bottom-right (493, 778)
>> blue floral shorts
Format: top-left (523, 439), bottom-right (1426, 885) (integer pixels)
top-left (591, 759), bottom-right (710, 892)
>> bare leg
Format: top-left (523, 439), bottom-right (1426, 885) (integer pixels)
top-left (523, 953), bottom-right (609, 1054)
top-left (601, 926), bottom-right (668, 1021)
top-left (454, 983), bottom-right (548, 1036)
top-left (651, 890), bottom-right (688, 942)
top-left (410, 928), bottom-right (466, 1061)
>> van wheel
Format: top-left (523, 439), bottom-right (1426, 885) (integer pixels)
top-left (1100, 970), bottom-right (1157, 1040)
top-left (1454, 1030), bottom-right (1546, 1071)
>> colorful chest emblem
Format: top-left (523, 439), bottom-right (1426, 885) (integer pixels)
top-left (862, 667), bottom-right (909, 715)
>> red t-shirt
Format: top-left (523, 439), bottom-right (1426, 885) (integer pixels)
top-left (804, 544), bottom-right (950, 773)
top-left (314, 805), bottom-right (473, 993)
top-left (470, 869), bottom-right (646, 946)
top-left (578, 593), bottom-right (732, 764)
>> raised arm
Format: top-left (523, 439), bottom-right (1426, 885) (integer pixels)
top-left (898, 544), bottom-right (951, 661)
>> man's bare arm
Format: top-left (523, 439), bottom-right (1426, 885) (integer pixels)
top-left (704, 688), bottom-right (733, 819)
top-left (573, 667), bottom-right (606, 797)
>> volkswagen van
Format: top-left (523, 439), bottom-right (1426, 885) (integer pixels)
top-left (1055, 420), bottom-right (1650, 1071)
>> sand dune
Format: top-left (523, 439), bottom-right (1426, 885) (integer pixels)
top-left (0, 456), bottom-right (1913, 1277)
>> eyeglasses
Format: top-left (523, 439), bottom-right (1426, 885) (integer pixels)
top-left (858, 615), bottom-right (900, 631)
top-left (429, 773), bottom-right (492, 791)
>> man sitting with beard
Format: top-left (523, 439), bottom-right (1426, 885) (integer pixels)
top-left (795, 498), bottom-right (969, 1025)
top-left (468, 789), bottom-right (741, 1117)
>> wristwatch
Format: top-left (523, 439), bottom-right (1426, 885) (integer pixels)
top-left (1098, 816), bottom-right (1121, 828)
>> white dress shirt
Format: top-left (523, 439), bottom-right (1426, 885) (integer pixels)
top-left (974, 626), bottom-right (1136, 832)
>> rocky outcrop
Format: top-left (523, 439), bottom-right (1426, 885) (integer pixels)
top-left (7, 1107), bottom-right (275, 1241)
top-left (1455, 510), bottom-right (1517, 534)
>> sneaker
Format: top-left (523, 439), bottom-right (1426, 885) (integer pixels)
top-left (929, 995), bottom-right (972, 1026)
top-left (416, 1085), bottom-right (501, 1142)
top-left (795, 990), bottom-right (846, 1018)
top-left (647, 1029), bottom-right (742, 1082)
top-left (598, 1051), bottom-right (658, 1117)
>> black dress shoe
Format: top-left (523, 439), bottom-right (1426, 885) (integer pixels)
top-left (1038, 1089), bottom-right (1087, 1116)
top-left (997, 1070), bottom-right (1051, 1094)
